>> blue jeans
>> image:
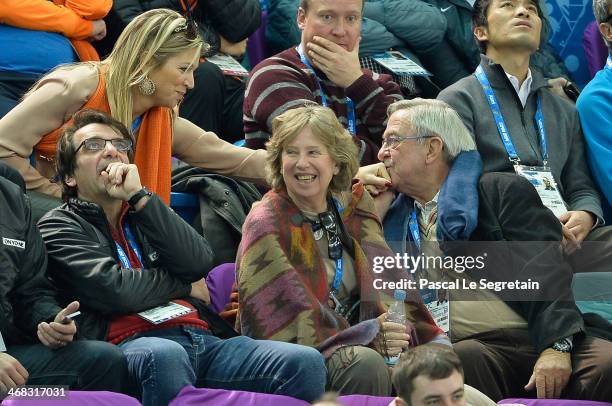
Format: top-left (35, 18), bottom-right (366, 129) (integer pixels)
top-left (118, 327), bottom-right (326, 406)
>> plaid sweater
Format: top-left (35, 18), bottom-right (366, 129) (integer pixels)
top-left (243, 48), bottom-right (403, 165)
top-left (236, 183), bottom-right (442, 358)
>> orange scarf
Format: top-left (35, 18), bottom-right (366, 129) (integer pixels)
top-left (34, 68), bottom-right (173, 203)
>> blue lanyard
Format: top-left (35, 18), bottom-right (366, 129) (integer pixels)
top-left (407, 209), bottom-right (421, 252)
top-left (131, 115), bottom-right (143, 134)
top-left (115, 223), bottom-right (143, 268)
top-left (475, 65), bottom-right (549, 166)
top-left (330, 258), bottom-right (343, 294)
top-left (296, 45), bottom-right (357, 136)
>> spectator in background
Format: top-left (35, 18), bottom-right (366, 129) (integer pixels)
top-left (0, 0), bottom-right (110, 118)
top-left (244, 0), bottom-right (403, 165)
top-left (0, 161), bottom-right (129, 396)
top-left (97, 0), bottom-right (262, 143)
top-left (264, 0), bottom-right (571, 95)
top-left (438, 0), bottom-right (612, 272)
top-left (576, 0), bottom-right (612, 224)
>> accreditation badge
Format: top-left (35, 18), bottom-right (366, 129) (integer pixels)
top-left (421, 288), bottom-right (450, 336)
top-left (514, 165), bottom-right (567, 218)
top-left (137, 301), bottom-right (194, 325)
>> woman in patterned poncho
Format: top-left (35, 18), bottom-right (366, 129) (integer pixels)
top-left (236, 105), bottom-right (444, 396)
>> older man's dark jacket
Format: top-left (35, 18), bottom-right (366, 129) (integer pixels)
top-left (38, 194), bottom-right (218, 341)
top-left (0, 169), bottom-right (61, 345)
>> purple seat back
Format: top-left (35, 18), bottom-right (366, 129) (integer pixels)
top-left (169, 386), bottom-right (309, 406)
top-left (247, 10), bottom-right (270, 68)
top-left (583, 21), bottom-right (608, 79)
top-left (500, 399), bottom-right (612, 406)
top-left (337, 395), bottom-right (396, 405)
top-left (205, 263), bottom-right (237, 313)
top-left (2, 391), bottom-right (141, 406)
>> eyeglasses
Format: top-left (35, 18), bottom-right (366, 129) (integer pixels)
top-left (176, 0), bottom-right (199, 40)
top-left (381, 134), bottom-right (435, 150)
top-left (75, 138), bottom-right (133, 153)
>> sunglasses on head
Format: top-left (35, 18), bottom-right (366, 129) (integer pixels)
top-left (176, 0), bottom-right (199, 40)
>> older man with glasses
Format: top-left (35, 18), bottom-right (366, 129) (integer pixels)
top-left (370, 99), bottom-right (612, 401)
top-left (576, 0), bottom-right (612, 224)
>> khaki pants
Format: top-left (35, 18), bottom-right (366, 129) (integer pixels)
top-left (326, 345), bottom-right (392, 396)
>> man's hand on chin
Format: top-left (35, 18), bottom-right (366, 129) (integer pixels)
top-left (101, 162), bottom-right (142, 201)
top-left (306, 36), bottom-right (363, 88)
top-left (525, 348), bottom-right (572, 399)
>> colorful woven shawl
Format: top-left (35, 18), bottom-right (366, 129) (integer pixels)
top-left (237, 183), bottom-right (442, 358)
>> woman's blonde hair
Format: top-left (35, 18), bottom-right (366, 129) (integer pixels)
top-left (266, 105), bottom-right (359, 193)
top-left (102, 8), bottom-right (205, 129)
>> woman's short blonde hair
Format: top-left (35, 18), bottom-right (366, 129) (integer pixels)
top-left (266, 105), bottom-right (359, 193)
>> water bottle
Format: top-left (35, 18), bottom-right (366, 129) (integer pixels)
top-left (384, 289), bottom-right (406, 366)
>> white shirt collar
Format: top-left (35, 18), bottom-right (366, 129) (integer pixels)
top-left (413, 191), bottom-right (439, 225)
top-left (505, 68), bottom-right (533, 107)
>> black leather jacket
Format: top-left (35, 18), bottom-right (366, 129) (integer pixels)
top-left (0, 170), bottom-right (61, 345)
top-left (38, 194), bottom-right (215, 340)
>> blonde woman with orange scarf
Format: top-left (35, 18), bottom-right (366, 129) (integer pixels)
top-left (0, 8), bottom-right (266, 214)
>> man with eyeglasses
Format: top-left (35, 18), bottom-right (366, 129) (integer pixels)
top-left (37, 109), bottom-right (326, 406)
top-left (243, 0), bottom-right (403, 165)
top-left (576, 0), bottom-right (612, 224)
top-left (438, 0), bottom-right (612, 270)
top-left (372, 99), bottom-right (612, 402)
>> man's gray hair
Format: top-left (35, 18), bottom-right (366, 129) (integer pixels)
top-left (593, 0), bottom-right (611, 23)
top-left (387, 99), bottom-right (476, 164)
top-left (593, 0), bottom-right (611, 49)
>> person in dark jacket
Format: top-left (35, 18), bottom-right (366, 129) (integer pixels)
top-left (0, 161), bottom-right (129, 396)
top-left (37, 109), bottom-right (326, 406)
top-left (95, 0), bottom-right (262, 143)
top-left (373, 99), bottom-right (612, 402)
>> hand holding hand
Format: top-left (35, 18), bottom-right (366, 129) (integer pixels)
top-left (37, 301), bottom-right (79, 349)
top-left (306, 36), bottom-right (363, 88)
top-left (355, 163), bottom-right (392, 197)
top-left (372, 313), bottom-right (410, 358)
top-left (525, 348), bottom-right (572, 399)
top-left (101, 163), bottom-right (143, 202)
top-left (0, 353), bottom-right (28, 393)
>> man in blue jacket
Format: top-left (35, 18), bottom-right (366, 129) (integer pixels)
top-left (576, 0), bottom-right (612, 223)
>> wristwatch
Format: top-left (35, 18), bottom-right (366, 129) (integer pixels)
top-left (551, 337), bottom-right (573, 353)
top-left (128, 188), bottom-right (152, 207)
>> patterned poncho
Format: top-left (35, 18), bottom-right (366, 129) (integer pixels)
top-left (237, 183), bottom-right (442, 358)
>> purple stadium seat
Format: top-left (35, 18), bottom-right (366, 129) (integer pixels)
top-left (169, 386), bottom-right (309, 406)
top-left (205, 262), bottom-right (237, 313)
top-left (1, 391), bottom-right (141, 406)
top-left (337, 395), bottom-right (395, 405)
top-left (499, 399), bottom-right (612, 406)
top-left (247, 10), bottom-right (269, 68)
top-left (583, 20), bottom-right (608, 79)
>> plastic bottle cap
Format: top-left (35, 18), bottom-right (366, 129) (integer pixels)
top-left (394, 289), bottom-right (407, 301)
